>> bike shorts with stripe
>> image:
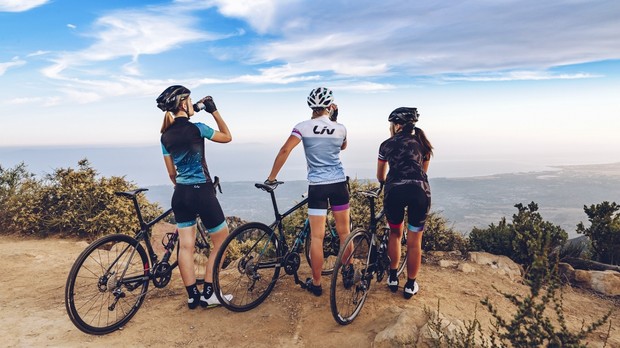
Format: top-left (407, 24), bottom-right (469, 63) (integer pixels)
top-left (384, 183), bottom-right (430, 232)
top-left (171, 183), bottom-right (226, 233)
top-left (307, 181), bottom-right (350, 216)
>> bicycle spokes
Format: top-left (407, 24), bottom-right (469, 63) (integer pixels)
top-left (213, 223), bottom-right (281, 312)
top-left (330, 229), bottom-right (371, 325)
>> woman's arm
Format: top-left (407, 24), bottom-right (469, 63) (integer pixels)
top-left (422, 158), bottom-right (430, 173)
top-left (376, 160), bottom-right (388, 183)
top-left (163, 155), bottom-right (177, 185)
top-left (208, 110), bottom-right (232, 143)
top-left (267, 135), bottom-right (301, 181)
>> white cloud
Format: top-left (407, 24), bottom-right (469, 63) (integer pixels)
top-left (0, 0), bottom-right (49, 12)
top-left (38, 4), bottom-right (234, 101)
top-left (4, 96), bottom-right (60, 106)
top-left (43, 11), bottom-right (207, 79)
top-left (26, 50), bottom-right (50, 57)
top-left (216, 1), bottom-right (620, 78)
top-left (0, 58), bottom-right (26, 76)
top-left (29, 0), bottom-right (620, 105)
top-left (443, 71), bottom-right (601, 82)
top-left (67, 24), bottom-right (77, 29)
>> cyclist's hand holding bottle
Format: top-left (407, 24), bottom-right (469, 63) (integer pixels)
top-left (193, 96), bottom-right (218, 113)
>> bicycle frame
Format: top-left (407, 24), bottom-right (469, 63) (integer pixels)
top-left (261, 183), bottom-right (309, 253)
top-left (116, 189), bottom-right (174, 270)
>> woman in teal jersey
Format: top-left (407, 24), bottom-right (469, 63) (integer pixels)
top-left (157, 85), bottom-right (233, 309)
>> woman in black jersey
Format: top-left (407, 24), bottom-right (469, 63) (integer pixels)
top-left (157, 85), bottom-right (233, 309)
top-left (376, 107), bottom-right (433, 299)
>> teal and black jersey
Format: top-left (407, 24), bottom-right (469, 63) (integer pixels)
top-left (161, 117), bottom-right (215, 185)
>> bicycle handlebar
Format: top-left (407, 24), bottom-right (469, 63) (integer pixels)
top-left (357, 184), bottom-right (383, 199)
top-left (255, 181), bottom-right (284, 192)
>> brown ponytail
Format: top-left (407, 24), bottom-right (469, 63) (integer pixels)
top-left (160, 111), bottom-right (175, 134)
top-left (414, 126), bottom-right (433, 158)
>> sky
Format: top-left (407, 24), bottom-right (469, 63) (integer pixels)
top-left (1, 0), bottom-right (620, 184)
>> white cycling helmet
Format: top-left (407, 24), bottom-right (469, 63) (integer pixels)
top-left (307, 87), bottom-right (334, 109)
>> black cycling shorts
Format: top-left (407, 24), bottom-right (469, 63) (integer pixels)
top-left (384, 183), bottom-right (430, 232)
top-left (171, 183), bottom-right (226, 232)
top-left (307, 181), bottom-right (350, 216)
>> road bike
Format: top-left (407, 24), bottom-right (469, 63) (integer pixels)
top-left (64, 179), bottom-right (221, 335)
top-left (330, 185), bottom-right (408, 325)
top-left (212, 181), bottom-right (341, 312)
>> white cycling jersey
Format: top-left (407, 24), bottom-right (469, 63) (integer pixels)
top-left (291, 115), bottom-right (347, 185)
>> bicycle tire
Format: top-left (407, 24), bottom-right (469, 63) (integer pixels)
top-left (65, 234), bottom-right (149, 335)
top-left (213, 222), bottom-right (281, 312)
top-left (303, 219), bottom-right (340, 275)
top-left (330, 228), bottom-right (372, 325)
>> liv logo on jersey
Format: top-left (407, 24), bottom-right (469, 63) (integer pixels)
top-left (313, 125), bottom-right (335, 135)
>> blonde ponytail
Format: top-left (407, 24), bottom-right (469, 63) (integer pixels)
top-left (160, 111), bottom-right (175, 134)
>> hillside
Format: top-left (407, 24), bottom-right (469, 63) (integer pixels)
top-left (144, 162), bottom-right (620, 238)
top-left (1, 227), bottom-right (618, 347)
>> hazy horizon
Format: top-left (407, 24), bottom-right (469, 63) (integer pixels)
top-left (1, 1), bottom-right (619, 171)
top-left (3, 144), bottom-right (617, 186)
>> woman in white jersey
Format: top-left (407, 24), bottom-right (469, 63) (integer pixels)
top-left (265, 87), bottom-right (351, 296)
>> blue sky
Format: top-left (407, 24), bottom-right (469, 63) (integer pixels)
top-left (1, 0), bottom-right (620, 182)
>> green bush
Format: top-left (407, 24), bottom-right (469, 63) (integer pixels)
top-left (467, 202), bottom-right (568, 279)
top-left (422, 211), bottom-right (468, 253)
top-left (0, 159), bottom-right (162, 239)
top-left (481, 259), bottom-right (611, 347)
top-left (426, 258), bottom-right (612, 347)
top-left (468, 217), bottom-right (512, 256)
top-left (576, 201), bottom-right (620, 265)
top-left (283, 179), bottom-right (464, 253)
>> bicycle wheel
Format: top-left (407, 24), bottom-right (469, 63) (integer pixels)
top-left (330, 228), bottom-right (372, 325)
top-left (65, 234), bottom-right (149, 335)
top-left (303, 219), bottom-right (340, 275)
top-left (213, 222), bottom-right (281, 312)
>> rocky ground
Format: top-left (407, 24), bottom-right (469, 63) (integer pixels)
top-left (1, 227), bottom-right (618, 347)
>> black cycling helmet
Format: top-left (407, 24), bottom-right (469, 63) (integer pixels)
top-left (156, 85), bottom-right (191, 111)
top-left (388, 107), bottom-right (419, 125)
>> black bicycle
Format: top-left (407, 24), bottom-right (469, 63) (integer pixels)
top-left (64, 179), bottom-right (221, 335)
top-left (212, 181), bottom-right (341, 312)
top-left (330, 186), bottom-right (408, 325)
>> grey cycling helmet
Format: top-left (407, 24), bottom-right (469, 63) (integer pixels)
top-left (156, 85), bottom-right (191, 111)
top-left (388, 107), bottom-right (419, 125)
top-left (307, 87), bottom-right (334, 109)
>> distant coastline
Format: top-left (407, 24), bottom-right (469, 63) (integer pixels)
top-left (144, 162), bottom-right (620, 239)
top-left (2, 145), bottom-right (618, 238)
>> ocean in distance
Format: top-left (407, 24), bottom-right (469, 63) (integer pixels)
top-left (144, 163), bottom-right (620, 238)
top-left (2, 145), bottom-right (619, 237)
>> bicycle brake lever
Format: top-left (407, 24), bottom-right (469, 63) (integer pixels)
top-left (213, 176), bottom-right (223, 194)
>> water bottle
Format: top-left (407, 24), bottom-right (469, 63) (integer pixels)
top-left (193, 102), bottom-right (206, 112)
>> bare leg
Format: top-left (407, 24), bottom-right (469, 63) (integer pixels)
top-left (406, 229), bottom-right (423, 280)
top-left (309, 214), bottom-right (327, 285)
top-left (333, 209), bottom-right (351, 264)
top-left (388, 225), bottom-right (404, 270)
top-left (204, 225), bottom-right (229, 283)
top-left (177, 226), bottom-right (197, 286)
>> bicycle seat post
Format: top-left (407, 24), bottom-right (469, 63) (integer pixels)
top-left (130, 196), bottom-right (147, 231)
top-left (268, 189), bottom-right (283, 222)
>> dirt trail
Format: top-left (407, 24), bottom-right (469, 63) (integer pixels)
top-left (1, 231), bottom-right (618, 347)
